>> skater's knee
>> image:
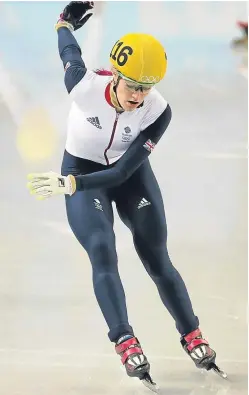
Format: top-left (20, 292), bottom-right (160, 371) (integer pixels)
top-left (147, 247), bottom-right (174, 279)
top-left (134, 235), bottom-right (174, 278)
top-left (88, 231), bottom-right (117, 273)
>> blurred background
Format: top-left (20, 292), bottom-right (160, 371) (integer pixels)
top-left (0, 2), bottom-right (248, 395)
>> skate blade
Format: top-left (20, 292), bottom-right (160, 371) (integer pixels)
top-left (141, 373), bottom-right (160, 393)
top-left (209, 363), bottom-right (228, 379)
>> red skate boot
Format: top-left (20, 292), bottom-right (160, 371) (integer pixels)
top-left (181, 328), bottom-right (227, 379)
top-left (115, 335), bottom-right (159, 392)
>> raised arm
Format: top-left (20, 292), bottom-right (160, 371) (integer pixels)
top-left (55, 1), bottom-right (94, 93)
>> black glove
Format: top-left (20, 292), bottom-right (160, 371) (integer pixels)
top-left (60, 1), bottom-right (94, 31)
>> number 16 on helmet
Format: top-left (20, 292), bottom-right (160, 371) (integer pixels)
top-left (110, 33), bottom-right (167, 86)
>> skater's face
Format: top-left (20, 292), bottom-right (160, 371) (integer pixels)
top-left (112, 69), bottom-right (152, 112)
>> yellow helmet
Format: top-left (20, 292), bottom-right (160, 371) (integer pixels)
top-left (110, 33), bottom-right (167, 85)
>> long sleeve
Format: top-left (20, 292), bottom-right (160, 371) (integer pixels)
top-left (58, 27), bottom-right (87, 93)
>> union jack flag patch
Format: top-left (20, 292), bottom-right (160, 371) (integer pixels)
top-left (143, 139), bottom-right (155, 152)
top-left (64, 61), bottom-right (71, 71)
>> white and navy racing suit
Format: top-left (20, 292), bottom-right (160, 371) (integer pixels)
top-left (58, 27), bottom-right (199, 342)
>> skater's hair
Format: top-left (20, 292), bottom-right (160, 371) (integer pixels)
top-left (94, 69), bottom-right (113, 76)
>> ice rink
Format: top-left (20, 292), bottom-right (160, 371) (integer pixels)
top-left (0, 70), bottom-right (247, 395)
top-left (0, 1), bottom-right (248, 394)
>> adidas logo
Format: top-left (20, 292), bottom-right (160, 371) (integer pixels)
top-left (137, 198), bottom-right (151, 209)
top-left (94, 198), bottom-right (103, 211)
top-left (87, 117), bottom-right (102, 129)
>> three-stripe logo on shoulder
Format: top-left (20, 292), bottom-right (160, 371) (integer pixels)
top-left (87, 116), bottom-right (102, 129)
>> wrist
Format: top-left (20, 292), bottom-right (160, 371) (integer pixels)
top-left (55, 19), bottom-right (74, 32)
top-left (66, 175), bottom-right (76, 195)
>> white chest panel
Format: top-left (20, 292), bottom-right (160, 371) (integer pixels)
top-left (65, 70), bottom-right (167, 165)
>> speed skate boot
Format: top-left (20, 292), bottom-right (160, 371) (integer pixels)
top-left (115, 335), bottom-right (159, 393)
top-left (181, 328), bottom-right (227, 379)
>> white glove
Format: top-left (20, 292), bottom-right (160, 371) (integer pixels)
top-left (27, 172), bottom-right (76, 200)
